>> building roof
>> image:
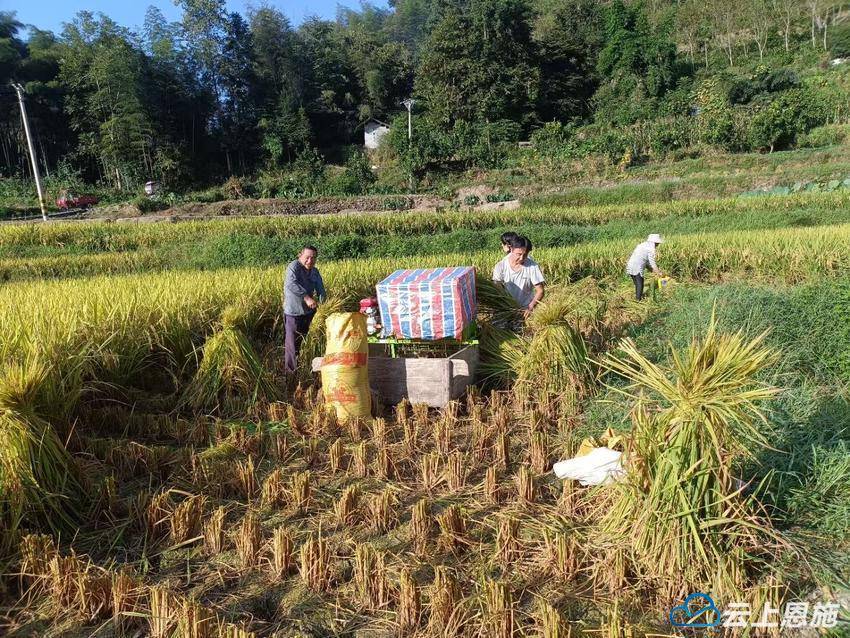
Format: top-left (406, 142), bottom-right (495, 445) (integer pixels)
top-left (364, 118), bottom-right (391, 129)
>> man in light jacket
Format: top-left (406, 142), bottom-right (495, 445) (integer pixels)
top-left (626, 233), bottom-right (664, 301)
top-left (283, 245), bottom-right (326, 373)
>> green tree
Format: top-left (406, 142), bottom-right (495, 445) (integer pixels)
top-left (219, 12), bottom-right (259, 174)
top-left (592, 0), bottom-right (679, 125)
top-left (60, 13), bottom-right (153, 190)
top-left (416, 0), bottom-right (538, 127)
top-left (251, 8), bottom-right (311, 166)
top-left (534, 0), bottom-right (603, 122)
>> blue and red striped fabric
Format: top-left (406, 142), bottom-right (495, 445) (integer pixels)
top-left (376, 267), bottom-right (477, 340)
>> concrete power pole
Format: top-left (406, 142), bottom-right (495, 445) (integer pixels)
top-left (12, 82), bottom-right (48, 221)
top-left (402, 98), bottom-right (415, 193)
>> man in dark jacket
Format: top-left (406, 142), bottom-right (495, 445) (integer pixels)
top-left (283, 245), bottom-right (326, 373)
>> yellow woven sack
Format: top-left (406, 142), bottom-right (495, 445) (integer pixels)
top-left (325, 312), bottom-right (367, 357)
top-left (322, 313), bottom-right (370, 421)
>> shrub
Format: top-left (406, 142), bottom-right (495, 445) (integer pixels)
top-left (695, 79), bottom-right (737, 150)
top-left (381, 196), bottom-right (412, 211)
top-left (747, 101), bottom-right (794, 152)
top-left (463, 195), bottom-right (481, 206)
top-left (530, 122), bottom-right (575, 159)
top-left (132, 196), bottom-right (168, 214)
top-left (645, 116), bottom-right (695, 158)
top-left (325, 151), bottom-right (376, 196)
top-left (797, 123), bottom-right (850, 148)
top-left (572, 123), bottom-right (633, 163)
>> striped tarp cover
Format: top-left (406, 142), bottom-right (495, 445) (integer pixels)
top-left (376, 267), bottom-right (477, 340)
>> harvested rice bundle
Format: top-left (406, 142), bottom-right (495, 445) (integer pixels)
top-left (598, 314), bottom-right (784, 600)
top-left (184, 304), bottom-right (277, 413)
top-left (0, 361), bottom-right (86, 541)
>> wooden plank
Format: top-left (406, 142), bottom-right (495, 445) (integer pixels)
top-left (368, 357), bottom-right (451, 407)
top-left (312, 346), bottom-right (479, 408)
top-left (449, 346), bottom-right (479, 400)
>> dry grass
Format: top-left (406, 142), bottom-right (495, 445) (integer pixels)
top-left (260, 468), bottom-right (287, 508)
top-left (537, 599), bottom-right (570, 638)
top-left (354, 544), bottom-right (391, 610)
top-left (352, 442), bottom-right (368, 478)
top-left (485, 467), bottom-right (501, 505)
top-left (545, 531), bottom-right (581, 583)
top-left (269, 526), bottom-right (295, 580)
top-left (2, 310), bottom-right (801, 637)
top-left (235, 512), bottom-right (262, 569)
top-left (177, 597), bottom-right (217, 638)
top-left (445, 451), bottom-right (468, 491)
top-left (19, 533), bottom-right (55, 590)
top-left (409, 499), bottom-right (431, 556)
top-left (203, 506), bottom-right (226, 555)
top-left (334, 485), bottom-right (360, 526)
top-left (373, 446), bottom-right (394, 480)
top-left (495, 431), bottom-right (510, 470)
top-left (149, 585), bottom-right (177, 638)
top-left (170, 494), bottom-right (205, 545)
top-left (494, 516), bottom-right (520, 567)
top-left (368, 488), bottom-right (397, 534)
top-left (329, 438), bottom-right (345, 474)
top-left (299, 529), bottom-right (332, 593)
top-left (482, 580), bottom-right (515, 638)
top-left (111, 568), bottom-right (142, 636)
top-left (530, 432), bottom-right (549, 473)
top-left (515, 465), bottom-right (535, 506)
top-left (289, 471), bottom-right (311, 515)
top-left (437, 505), bottom-right (469, 554)
top-left (420, 452), bottom-right (441, 493)
top-left (397, 568), bottom-right (420, 633)
top-left (428, 567), bottom-right (464, 637)
top-left (235, 456), bottom-right (258, 502)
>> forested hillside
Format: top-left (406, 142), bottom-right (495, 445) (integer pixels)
top-left (3, 0), bottom-right (850, 203)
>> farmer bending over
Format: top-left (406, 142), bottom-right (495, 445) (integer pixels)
top-left (283, 245), bottom-right (326, 373)
top-left (493, 235), bottom-right (545, 316)
top-left (626, 233), bottom-right (664, 301)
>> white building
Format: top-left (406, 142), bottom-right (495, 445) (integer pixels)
top-left (364, 119), bottom-right (391, 150)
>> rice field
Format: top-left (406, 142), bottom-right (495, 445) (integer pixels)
top-left (1, 181), bottom-right (849, 636)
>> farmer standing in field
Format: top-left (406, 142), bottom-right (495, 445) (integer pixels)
top-left (283, 245), bottom-right (326, 374)
top-left (626, 233), bottom-right (664, 301)
top-left (493, 235), bottom-right (545, 317)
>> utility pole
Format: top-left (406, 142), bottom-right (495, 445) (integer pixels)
top-left (12, 82), bottom-right (48, 221)
top-left (401, 98), bottom-right (415, 192)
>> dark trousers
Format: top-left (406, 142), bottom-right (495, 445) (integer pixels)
top-left (284, 313), bottom-right (315, 373)
top-left (630, 274), bottom-right (645, 301)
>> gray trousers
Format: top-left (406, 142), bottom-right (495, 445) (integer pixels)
top-left (284, 313), bottom-right (314, 373)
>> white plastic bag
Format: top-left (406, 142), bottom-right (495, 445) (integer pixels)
top-left (553, 447), bottom-right (624, 486)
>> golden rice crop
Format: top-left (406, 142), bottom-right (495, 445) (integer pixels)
top-left (598, 313), bottom-right (784, 600)
top-left (3, 190), bottom-right (845, 255)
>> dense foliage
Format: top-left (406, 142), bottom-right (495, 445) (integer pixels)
top-left (3, 0), bottom-right (850, 196)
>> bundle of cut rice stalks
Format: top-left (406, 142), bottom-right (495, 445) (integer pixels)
top-left (183, 304), bottom-right (277, 414)
top-left (595, 313), bottom-right (790, 603)
top-left (0, 361), bottom-right (86, 558)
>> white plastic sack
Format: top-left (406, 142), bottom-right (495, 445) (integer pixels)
top-left (553, 447), bottom-right (625, 486)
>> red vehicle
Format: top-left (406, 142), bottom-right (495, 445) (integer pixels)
top-left (56, 190), bottom-right (99, 210)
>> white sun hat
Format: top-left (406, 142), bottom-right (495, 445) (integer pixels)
top-left (647, 233), bottom-right (664, 244)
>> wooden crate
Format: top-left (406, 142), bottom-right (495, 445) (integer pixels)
top-left (312, 344), bottom-right (478, 408)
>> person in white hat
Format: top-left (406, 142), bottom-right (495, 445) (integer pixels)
top-left (626, 233), bottom-right (664, 301)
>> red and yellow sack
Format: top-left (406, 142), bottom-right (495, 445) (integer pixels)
top-left (321, 312), bottom-right (371, 421)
